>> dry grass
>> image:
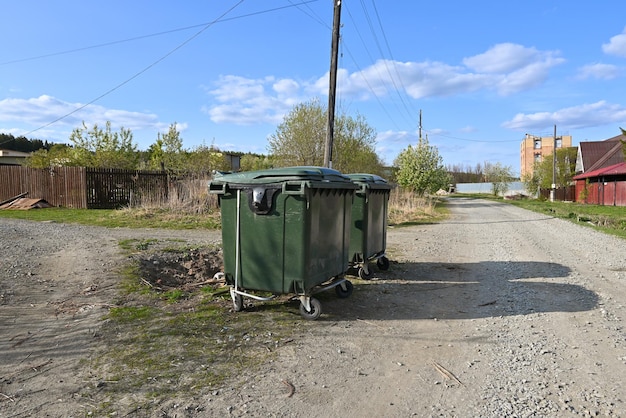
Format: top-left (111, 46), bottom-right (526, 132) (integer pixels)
top-left (125, 178), bottom-right (444, 227)
top-left (387, 188), bottom-right (444, 225)
top-left (130, 176), bottom-right (218, 214)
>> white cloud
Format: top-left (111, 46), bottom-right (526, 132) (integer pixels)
top-left (602, 27), bottom-right (626, 57)
top-left (203, 43), bottom-right (565, 125)
top-left (576, 63), bottom-right (622, 80)
top-left (205, 75), bottom-right (308, 125)
top-left (336, 43), bottom-right (562, 99)
top-left (209, 75), bottom-right (270, 102)
top-left (0, 95), bottom-right (163, 132)
top-left (463, 43), bottom-right (542, 73)
top-left (502, 101), bottom-right (626, 131)
top-left (460, 125), bottom-right (478, 134)
top-left (273, 78), bottom-right (300, 96)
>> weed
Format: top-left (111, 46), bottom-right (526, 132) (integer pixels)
top-left (163, 289), bottom-right (185, 303)
top-left (106, 306), bottom-right (155, 323)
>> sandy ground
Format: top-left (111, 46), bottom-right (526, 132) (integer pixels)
top-left (2, 198), bottom-right (626, 417)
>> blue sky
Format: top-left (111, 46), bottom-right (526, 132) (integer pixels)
top-left (2, 1), bottom-right (626, 176)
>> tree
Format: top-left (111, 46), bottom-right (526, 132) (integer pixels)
top-left (267, 99), bottom-right (385, 175)
top-left (332, 112), bottom-right (385, 174)
top-left (68, 121), bottom-right (139, 169)
top-left (240, 153), bottom-right (274, 171)
top-left (148, 123), bottom-right (186, 172)
top-left (0, 133), bottom-right (51, 153)
top-left (185, 143), bottom-right (231, 176)
top-left (522, 147), bottom-right (577, 196)
top-left (268, 99), bottom-right (326, 167)
top-left (483, 162), bottom-right (515, 196)
top-left (446, 162), bottom-right (485, 183)
top-left (394, 136), bottom-right (450, 196)
top-left (23, 144), bottom-right (72, 168)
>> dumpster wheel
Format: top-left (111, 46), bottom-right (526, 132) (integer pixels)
top-left (299, 297), bottom-right (322, 320)
top-left (358, 266), bottom-right (372, 280)
top-left (376, 256), bottom-right (390, 271)
top-left (335, 280), bottom-right (354, 298)
top-left (230, 288), bottom-right (244, 312)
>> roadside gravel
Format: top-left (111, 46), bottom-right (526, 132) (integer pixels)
top-left (2, 198), bottom-right (626, 417)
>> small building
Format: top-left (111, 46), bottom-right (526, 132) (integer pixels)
top-left (0, 149), bottom-right (30, 166)
top-left (520, 133), bottom-right (572, 179)
top-left (573, 162), bottom-right (626, 206)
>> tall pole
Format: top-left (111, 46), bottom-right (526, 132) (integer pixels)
top-left (418, 109), bottom-right (422, 142)
top-left (324, 0), bottom-right (342, 168)
top-left (550, 124), bottom-right (557, 202)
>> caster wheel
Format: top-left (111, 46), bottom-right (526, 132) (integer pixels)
top-left (376, 256), bottom-right (390, 271)
top-left (335, 280), bottom-right (353, 299)
top-left (358, 267), bottom-right (371, 280)
top-left (299, 298), bottom-right (322, 320)
top-left (232, 293), bottom-right (244, 312)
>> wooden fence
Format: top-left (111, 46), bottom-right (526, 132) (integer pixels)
top-left (575, 178), bottom-right (626, 206)
top-left (539, 185), bottom-right (576, 201)
top-left (0, 166), bottom-right (168, 209)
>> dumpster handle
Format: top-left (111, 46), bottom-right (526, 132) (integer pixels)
top-left (235, 189), bottom-right (241, 291)
top-left (282, 181), bottom-right (306, 195)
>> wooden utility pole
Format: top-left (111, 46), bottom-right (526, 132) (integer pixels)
top-left (418, 109), bottom-right (422, 142)
top-left (324, 0), bottom-right (342, 168)
top-left (550, 124), bottom-right (557, 202)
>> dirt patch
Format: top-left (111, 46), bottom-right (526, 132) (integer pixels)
top-left (133, 246), bottom-right (224, 291)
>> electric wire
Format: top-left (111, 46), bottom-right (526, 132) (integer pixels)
top-left (425, 130), bottom-right (523, 143)
top-left (1, 1), bottom-right (321, 66)
top-left (369, 0), bottom-right (420, 118)
top-left (358, 0), bottom-right (415, 123)
top-left (21, 1), bottom-right (249, 136)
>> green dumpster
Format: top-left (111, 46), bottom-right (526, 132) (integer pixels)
top-left (346, 173), bottom-right (393, 279)
top-left (209, 166), bottom-right (357, 320)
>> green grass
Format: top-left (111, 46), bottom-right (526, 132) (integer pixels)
top-left (0, 206), bottom-right (221, 229)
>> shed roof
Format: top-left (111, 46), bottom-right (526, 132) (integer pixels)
top-left (577, 134), bottom-right (624, 173)
top-left (573, 161), bottom-right (626, 180)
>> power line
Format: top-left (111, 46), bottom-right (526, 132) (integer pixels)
top-left (21, 1), bottom-right (249, 136)
top-left (426, 130), bottom-right (524, 143)
top-left (1, 0), bottom-right (320, 66)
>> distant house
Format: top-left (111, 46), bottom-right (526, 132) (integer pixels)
top-left (0, 149), bottom-right (30, 166)
top-left (573, 134), bottom-right (626, 206)
top-left (575, 134), bottom-right (624, 174)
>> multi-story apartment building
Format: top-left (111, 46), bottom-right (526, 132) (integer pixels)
top-left (520, 133), bottom-right (572, 178)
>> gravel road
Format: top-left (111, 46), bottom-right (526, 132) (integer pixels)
top-left (2, 197), bottom-right (626, 417)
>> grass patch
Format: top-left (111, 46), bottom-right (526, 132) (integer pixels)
top-left (504, 198), bottom-right (626, 239)
top-left (83, 240), bottom-right (307, 416)
top-left (0, 206), bottom-right (221, 229)
top-left (106, 306), bottom-right (155, 323)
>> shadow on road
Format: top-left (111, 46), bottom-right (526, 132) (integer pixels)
top-left (317, 260), bottom-right (598, 321)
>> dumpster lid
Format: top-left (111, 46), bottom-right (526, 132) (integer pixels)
top-left (212, 166), bottom-right (354, 185)
top-left (346, 173), bottom-right (393, 189)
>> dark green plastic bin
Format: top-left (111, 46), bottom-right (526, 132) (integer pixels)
top-left (209, 166), bottom-right (357, 319)
top-left (346, 173), bottom-right (393, 279)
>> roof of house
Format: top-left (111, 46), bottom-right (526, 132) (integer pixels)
top-left (0, 149), bottom-right (31, 158)
top-left (576, 134), bottom-right (625, 173)
top-left (573, 161), bottom-right (626, 180)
